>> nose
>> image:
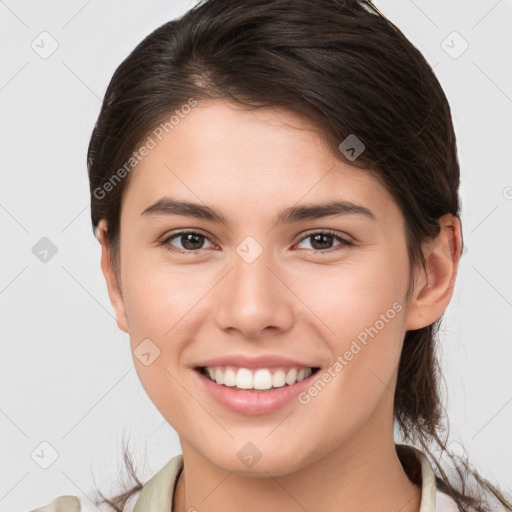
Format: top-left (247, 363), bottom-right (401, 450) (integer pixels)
top-left (212, 247), bottom-right (294, 339)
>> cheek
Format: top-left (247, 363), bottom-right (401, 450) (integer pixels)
top-left (122, 254), bottom-right (209, 337)
top-left (120, 262), bottom-right (202, 428)
top-left (293, 251), bottom-right (409, 413)
top-left (118, 251), bottom-right (199, 384)
top-left (293, 249), bottom-right (409, 346)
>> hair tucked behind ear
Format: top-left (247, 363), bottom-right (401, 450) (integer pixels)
top-left (86, 0), bottom-right (512, 510)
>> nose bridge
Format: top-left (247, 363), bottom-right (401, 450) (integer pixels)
top-left (213, 238), bottom-right (293, 336)
top-left (234, 245), bottom-right (273, 300)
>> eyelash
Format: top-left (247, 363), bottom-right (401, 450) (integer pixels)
top-left (160, 229), bottom-right (354, 256)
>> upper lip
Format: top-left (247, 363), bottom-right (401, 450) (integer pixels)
top-left (194, 354), bottom-right (319, 370)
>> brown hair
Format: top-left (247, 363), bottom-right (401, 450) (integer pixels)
top-left (87, 0), bottom-right (512, 510)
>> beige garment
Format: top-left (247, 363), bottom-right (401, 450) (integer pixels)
top-left (30, 443), bottom-right (462, 512)
top-left (29, 496), bottom-right (80, 512)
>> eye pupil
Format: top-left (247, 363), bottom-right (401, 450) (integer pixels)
top-left (182, 233), bottom-right (204, 250)
top-left (310, 233), bottom-right (333, 250)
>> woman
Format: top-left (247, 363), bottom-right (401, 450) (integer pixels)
top-left (32, 0), bottom-right (511, 511)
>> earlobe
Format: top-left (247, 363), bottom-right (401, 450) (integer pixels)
top-left (97, 220), bottom-right (129, 333)
top-left (405, 214), bottom-right (462, 331)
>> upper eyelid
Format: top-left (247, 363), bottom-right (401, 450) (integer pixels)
top-left (163, 229), bottom-right (216, 243)
top-left (299, 228), bottom-right (352, 241)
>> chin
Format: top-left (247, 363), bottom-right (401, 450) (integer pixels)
top-left (204, 445), bottom-right (309, 477)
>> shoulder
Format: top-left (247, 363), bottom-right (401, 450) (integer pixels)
top-left (132, 454), bottom-right (183, 511)
top-left (395, 443), bottom-right (488, 512)
top-left (29, 496), bottom-right (81, 512)
top-left (28, 491), bottom-right (144, 512)
top-left (436, 490), bottom-right (460, 512)
top-left (396, 443), bottom-right (461, 512)
top-left (27, 455), bottom-right (182, 512)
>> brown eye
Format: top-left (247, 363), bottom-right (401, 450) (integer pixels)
top-left (310, 233), bottom-right (335, 250)
top-left (162, 231), bottom-right (215, 254)
top-left (296, 230), bottom-right (353, 252)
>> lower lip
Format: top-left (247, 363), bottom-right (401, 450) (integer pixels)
top-left (194, 368), bottom-right (318, 415)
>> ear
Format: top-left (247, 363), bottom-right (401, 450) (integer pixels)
top-left (97, 220), bottom-right (129, 333)
top-left (405, 213), bottom-right (462, 331)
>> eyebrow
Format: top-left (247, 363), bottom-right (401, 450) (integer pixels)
top-left (140, 197), bottom-right (376, 224)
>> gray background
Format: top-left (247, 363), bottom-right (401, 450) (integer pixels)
top-left (1, 1), bottom-right (511, 511)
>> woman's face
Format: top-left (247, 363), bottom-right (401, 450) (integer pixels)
top-left (105, 99), bottom-right (422, 475)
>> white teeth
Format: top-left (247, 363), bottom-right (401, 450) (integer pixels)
top-left (253, 369), bottom-right (272, 390)
top-left (297, 368), bottom-right (312, 381)
top-left (272, 370), bottom-right (286, 388)
top-left (223, 367), bottom-right (237, 387)
top-left (203, 366), bottom-right (314, 390)
top-left (285, 368), bottom-right (297, 385)
top-left (236, 368), bottom-right (253, 389)
top-left (215, 367), bottom-right (224, 385)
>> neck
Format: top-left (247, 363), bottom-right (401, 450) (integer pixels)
top-left (172, 407), bottom-right (422, 512)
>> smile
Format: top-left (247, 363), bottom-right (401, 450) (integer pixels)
top-left (199, 365), bottom-right (320, 391)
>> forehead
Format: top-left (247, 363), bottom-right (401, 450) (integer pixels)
top-left (122, 99), bottom-right (401, 226)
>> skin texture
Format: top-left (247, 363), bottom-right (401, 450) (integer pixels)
top-left (98, 99), bottom-right (461, 512)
